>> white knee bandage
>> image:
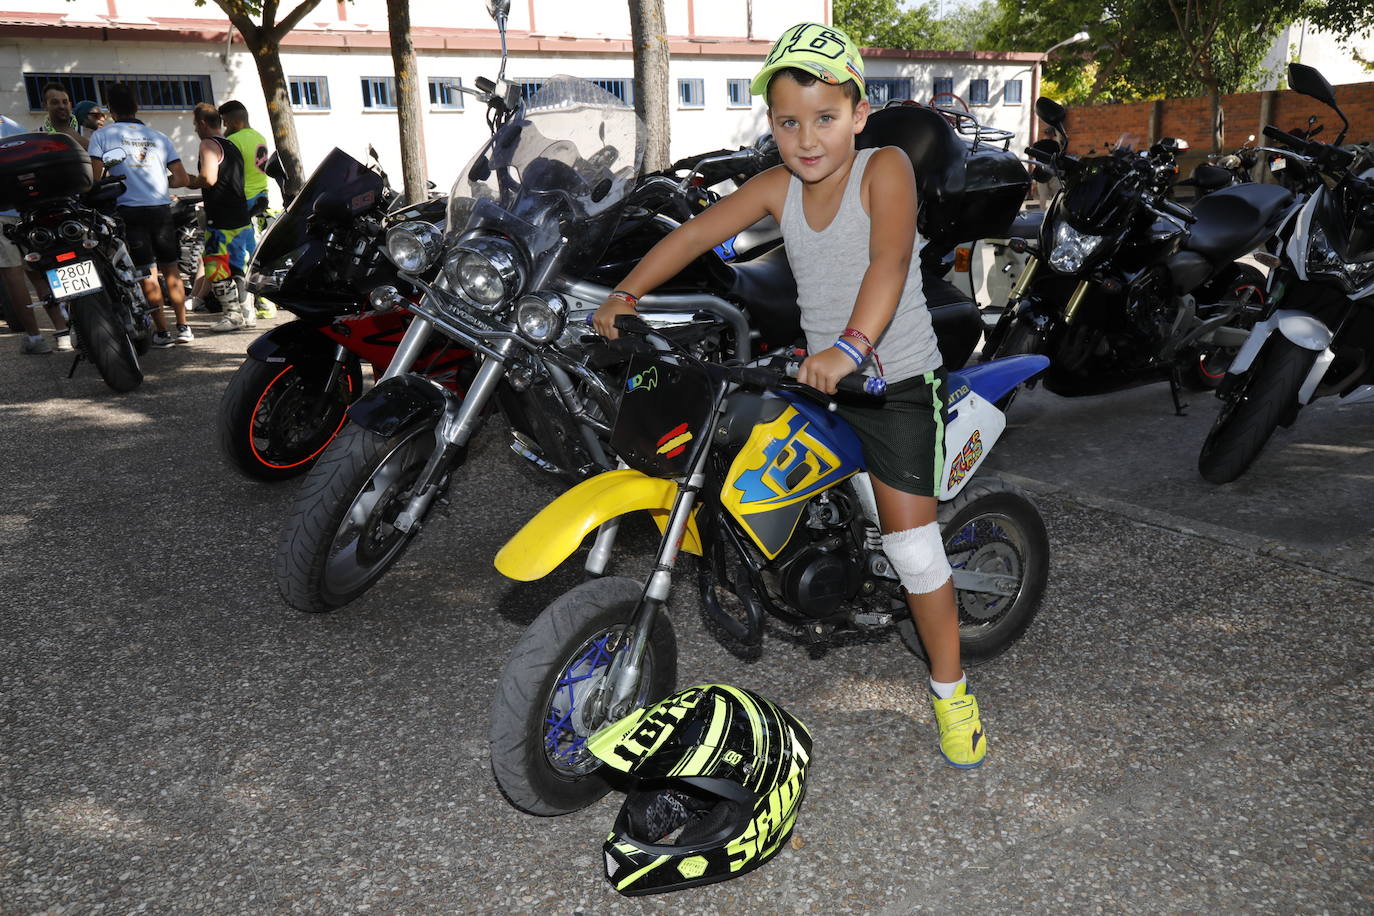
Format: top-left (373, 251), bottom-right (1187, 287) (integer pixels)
top-left (882, 522), bottom-right (951, 595)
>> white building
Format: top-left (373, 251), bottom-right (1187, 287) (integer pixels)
top-left (0, 0), bottom-right (1040, 207)
top-left (1260, 21), bottom-right (1374, 89)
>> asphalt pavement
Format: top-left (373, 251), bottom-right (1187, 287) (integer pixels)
top-left (1, 313), bottom-right (1370, 914)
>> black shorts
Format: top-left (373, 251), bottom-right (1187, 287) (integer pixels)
top-left (118, 204), bottom-right (178, 269)
top-left (835, 369), bottom-right (948, 498)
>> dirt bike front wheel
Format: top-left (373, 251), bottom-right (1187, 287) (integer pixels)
top-left (488, 577), bottom-right (677, 816)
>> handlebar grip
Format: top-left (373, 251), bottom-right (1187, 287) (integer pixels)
top-left (836, 374), bottom-right (887, 398)
top-left (1263, 125), bottom-right (1308, 150)
top-left (1158, 198), bottom-right (1198, 223)
top-left (613, 313), bottom-right (653, 336)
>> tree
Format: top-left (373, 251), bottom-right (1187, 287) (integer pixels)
top-left (834, 0), bottom-right (944, 50)
top-left (386, 0), bottom-right (427, 205)
top-left (203, 0), bottom-right (325, 197)
top-left (629, 0), bottom-right (671, 172)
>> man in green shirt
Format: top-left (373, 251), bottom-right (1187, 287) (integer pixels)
top-left (217, 99), bottom-right (275, 319)
top-left (217, 100), bottom-right (270, 212)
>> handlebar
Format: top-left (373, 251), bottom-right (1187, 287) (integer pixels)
top-left (1263, 124), bottom-right (1357, 173)
top-left (609, 314), bottom-right (886, 403)
top-left (1154, 197), bottom-right (1198, 224)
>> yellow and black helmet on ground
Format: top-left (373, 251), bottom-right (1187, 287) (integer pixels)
top-left (585, 683), bottom-right (813, 896)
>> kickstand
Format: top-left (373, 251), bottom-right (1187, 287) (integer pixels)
top-left (66, 352), bottom-right (82, 379)
top-left (1168, 368), bottom-right (1188, 416)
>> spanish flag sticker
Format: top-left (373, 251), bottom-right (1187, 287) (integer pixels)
top-left (656, 422), bottom-right (693, 458)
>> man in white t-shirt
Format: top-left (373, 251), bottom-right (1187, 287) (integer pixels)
top-left (88, 83), bottom-right (194, 347)
top-left (1, 114), bottom-right (73, 354)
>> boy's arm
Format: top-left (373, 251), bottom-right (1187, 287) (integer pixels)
top-left (592, 166), bottom-right (786, 339)
top-left (797, 148), bottom-right (918, 394)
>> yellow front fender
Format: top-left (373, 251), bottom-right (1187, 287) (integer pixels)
top-left (494, 469), bottom-right (703, 582)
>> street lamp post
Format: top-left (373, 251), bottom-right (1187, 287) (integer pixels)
top-left (1032, 31), bottom-right (1091, 144)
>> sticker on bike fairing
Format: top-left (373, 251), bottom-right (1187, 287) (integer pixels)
top-left (945, 384), bottom-right (970, 407)
top-left (626, 365), bottom-right (659, 393)
top-left (946, 430), bottom-right (984, 490)
top-left (724, 406), bottom-right (860, 559)
top-left (714, 236), bottom-right (738, 261)
top-left (350, 190), bottom-right (376, 212)
top-left (656, 422), bottom-right (693, 458)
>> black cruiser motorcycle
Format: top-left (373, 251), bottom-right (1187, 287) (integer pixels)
top-left (0, 137), bottom-right (152, 392)
top-left (986, 98), bottom-right (1298, 411)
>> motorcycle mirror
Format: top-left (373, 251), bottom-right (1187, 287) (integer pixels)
top-left (1289, 62), bottom-right (1349, 142)
top-left (100, 148), bottom-right (127, 168)
top-left (486, 0), bottom-right (510, 20)
top-left (1035, 97), bottom-right (1067, 129)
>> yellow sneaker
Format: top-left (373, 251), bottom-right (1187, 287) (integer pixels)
top-left (931, 685), bottom-right (986, 768)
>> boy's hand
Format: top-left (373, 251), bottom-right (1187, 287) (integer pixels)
top-left (797, 347), bottom-right (859, 396)
top-left (592, 296), bottom-right (638, 340)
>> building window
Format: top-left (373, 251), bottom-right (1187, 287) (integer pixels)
top-left (969, 79), bottom-right (990, 106)
top-left (867, 77), bottom-right (914, 107)
top-left (590, 78), bottom-right (634, 105)
top-left (429, 78), bottom-right (464, 110)
top-left (24, 72), bottom-right (212, 112)
top-left (361, 76), bottom-right (397, 110)
top-left (289, 76), bottom-right (330, 111)
top-left (727, 78), bottom-right (751, 108)
top-left (932, 76), bottom-right (954, 101)
top-left (678, 78), bottom-right (705, 109)
top-left (1004, 79), bottom-right (1023, 105)
top-left (518, 79), bottom-right (546, 101)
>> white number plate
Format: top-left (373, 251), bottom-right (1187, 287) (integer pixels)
top-left (1271, 157), bottom-right (1287, 171)
top-left (46, 260), bottom-right (104, 300)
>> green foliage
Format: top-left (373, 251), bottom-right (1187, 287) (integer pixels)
top-left (833, 0), bottom-right (944, 50)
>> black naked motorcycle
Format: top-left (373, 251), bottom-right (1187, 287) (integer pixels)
top-left (0, 135), bottom-right (152, 392)
top-left (987, 98), bottom-right (1298, 411)
top-left (1198, 63), bottom-right (1374, 483)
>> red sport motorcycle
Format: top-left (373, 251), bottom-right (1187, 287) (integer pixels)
top-left (218, 149), bottom-right (471, 480)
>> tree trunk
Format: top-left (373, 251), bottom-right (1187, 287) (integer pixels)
top-left (387, 0), bottom-right (428, 205)
top-left (249, 45), bottom-right (308, 199)
top-left (1208, 85), bottom-right (1224, 153)
top-left (628, 0), bottom-right (671, 172)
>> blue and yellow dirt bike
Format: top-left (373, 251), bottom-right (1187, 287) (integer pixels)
top-left (487, 317), bottom-right (1051, 815)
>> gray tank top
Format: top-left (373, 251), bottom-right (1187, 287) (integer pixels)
top-left (780, 147), bottom-right (941, 382)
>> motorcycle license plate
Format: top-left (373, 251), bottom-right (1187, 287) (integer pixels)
top-left (1271, 157), bottom-right (1286, 171)
top-left (45, 260), bottom-right (103, 300)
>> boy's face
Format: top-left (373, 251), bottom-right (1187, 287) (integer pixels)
top-left (767, 76), bottom-right (869, 185)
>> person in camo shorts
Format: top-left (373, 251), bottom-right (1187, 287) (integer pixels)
top-left (185, 103), bottom-right (254, 332)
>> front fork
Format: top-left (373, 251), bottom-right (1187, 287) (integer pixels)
top-left (391, 322), bottom-right (517, 533)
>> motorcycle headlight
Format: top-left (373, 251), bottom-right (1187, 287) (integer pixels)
top-left (385, 220), bottom-right (442, 274)
top-left (443, 236), bottom-right (526, 310)
top-left (1048, 220), bottom-right (1105, 274)
top-left (515, 291), bottom-right (567, 344)
top-left (1306, 223), bottom-right (1374, 292)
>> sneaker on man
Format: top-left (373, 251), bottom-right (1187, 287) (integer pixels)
top-left (174, 324), bottom-right (195, 345)
top-left (152, 330), bottom-right (176, 348)
top-left (931, 685), bottom-right (986, 769)
top-left (21, 334), bottom-right (52, 355)
top-left (53, 331), bottom-right (73, 352)
top-left (209, 311), bottom-right (245, 333)
top-left (255, 301), bottom-right (277, 320)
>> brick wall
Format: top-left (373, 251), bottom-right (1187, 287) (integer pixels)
top-left (1061, 82), bottom-right (1374, 156)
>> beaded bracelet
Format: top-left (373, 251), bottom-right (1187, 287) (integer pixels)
top-left (609, 289), bottom-right (640, 306)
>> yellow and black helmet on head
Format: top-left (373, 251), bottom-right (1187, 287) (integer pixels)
top-left (585, 683), bottom-right (813, 896)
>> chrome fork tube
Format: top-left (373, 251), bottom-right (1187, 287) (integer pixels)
top-left (381, 315), bottom-right (434, 381)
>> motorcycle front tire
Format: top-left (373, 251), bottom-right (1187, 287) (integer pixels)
top-left (218, 355), bottom-right (363, 482)
top-left (489, 576), bottom-right (677, 816)
top-left (898, 476), bottom-right (1049, 666)
top-left (275, 420), bottom-right (442, 612)
top-left (1197, 339), bottom-right (1314, 484)
top-left (70, 293), bottom-right (143, 393)
top-left (988, 316), bottom-right (1045, 411)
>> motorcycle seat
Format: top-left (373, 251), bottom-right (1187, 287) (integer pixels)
top-left (923, 270), bottom-right (983, 370)
top-left (1182, 183), bottom-right (1295, 263)
top-left (726, 243), bottom-right (802, 346)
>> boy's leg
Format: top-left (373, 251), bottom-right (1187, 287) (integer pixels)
top-left (872, 477), bottom-right (986, 769)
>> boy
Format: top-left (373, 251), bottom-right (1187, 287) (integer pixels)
top-left (593, 22), bottom-right (986, 767)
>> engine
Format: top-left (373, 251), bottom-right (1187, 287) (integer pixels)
top-left (772, 489), bottom-right (865, 618)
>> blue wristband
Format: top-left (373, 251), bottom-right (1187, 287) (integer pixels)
top-left (833, 338), bottom-right (865, 367)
